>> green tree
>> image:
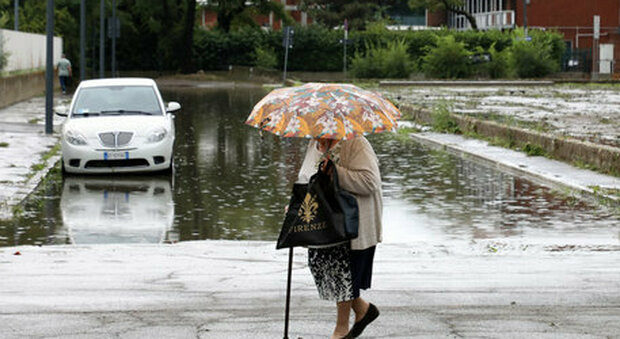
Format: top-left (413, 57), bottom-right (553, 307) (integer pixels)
top-left (200, 0), bottom-right (293, 33)
top-left (181, 0), bottom-right (197, 73)
top-left (301, 0), bottom-right (403, 30)
top-left (0, 0), bottom-right (8, 71)
top-left (0, 0), bottom-right (77, 73)
top-left (0, 0), bottom-right (200, 74)
top-left (408, 0), bottom-right (478, 30)
top-left (0, 0), bottom-right (10, 29)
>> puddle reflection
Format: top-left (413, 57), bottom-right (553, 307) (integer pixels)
top-left (58, 176), bottom-right (176, 244)
top-left (0, 85), bottom-right (617, 248)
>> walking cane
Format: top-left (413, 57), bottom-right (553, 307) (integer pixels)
top-left (283, 247), bottom-right (293, 339)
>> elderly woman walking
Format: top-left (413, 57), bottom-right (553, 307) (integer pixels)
top-left (297, 135), bottom-right (383, 339)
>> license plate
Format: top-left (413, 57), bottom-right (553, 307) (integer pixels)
top-left (104, 151), bottom-right (128, 160)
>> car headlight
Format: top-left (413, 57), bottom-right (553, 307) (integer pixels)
top-left (147, 127), bottom-right (167, 143)
top-left (65, 130), bottom-right (87, 145)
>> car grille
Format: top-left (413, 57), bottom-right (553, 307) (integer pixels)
top-left (85, 159), bottom-right (149, 168)
top-left (99, 131), bottom-right (134, 147)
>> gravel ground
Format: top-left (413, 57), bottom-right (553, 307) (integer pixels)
top-left (378, 83), bottom-right (620, 148)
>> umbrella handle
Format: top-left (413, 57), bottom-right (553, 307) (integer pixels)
top-left (283, 247), bottom-right (293, 339)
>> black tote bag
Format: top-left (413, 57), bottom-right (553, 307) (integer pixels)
top-left (276, 160), bottom-right (359, 249)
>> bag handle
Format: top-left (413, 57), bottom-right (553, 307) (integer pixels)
top-left (318, 158), bottom-right (333, 172)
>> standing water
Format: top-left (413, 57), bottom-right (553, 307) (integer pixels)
top-left (0, 84), bottom-right (617, 248)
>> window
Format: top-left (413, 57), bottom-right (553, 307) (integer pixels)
top-left (72, 86), bottom-right (162, 116)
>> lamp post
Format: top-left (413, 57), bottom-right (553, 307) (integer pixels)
top-left (523, 0), bottom-right (529, 36)
top-left (80, 0), bottom-right (86, 81)
top-left (111, 0), bottom-right (117, 77)
top-left (45, 0), bottom-right (54, 135)
top-left (13, 0), bottom-right (18, 31)
top-left (99, 0), bottom-right (105, 78)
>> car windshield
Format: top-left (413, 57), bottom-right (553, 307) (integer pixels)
top-left (71, 85), bottom-right (163, 117)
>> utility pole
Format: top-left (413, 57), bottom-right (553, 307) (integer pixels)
top-left (523, 0), bottom-right (529, 37)
top-left (99, 0), bottom-right (105, 78)
top-left (13, 0), bottom-right (18, 31)
top-left (45, 0), bottom-right (54, 135)
top-left (80, 0), bottom-right (86, 81)
top-left (282, 26), bottom-right (293, 84)
top-left (593, 15), bottom-right (600, 78)
top-left (343, 19), bottom-right (348, 75)
top-left (111, 0), bottom-right (116, 77)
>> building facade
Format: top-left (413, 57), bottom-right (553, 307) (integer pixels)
top-left (440, 0), bottom-right (620, 74)
top-left (517, 0), bottom-right (620, 74)
top-left (199, 0), bottom-right (310, 31)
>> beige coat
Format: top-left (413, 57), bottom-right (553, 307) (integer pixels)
top-left (298, 137), bottom-right (383, 250)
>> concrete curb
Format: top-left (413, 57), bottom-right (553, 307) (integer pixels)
top-left (0, 143), bottom-right (61, 220)
top-left (380, 80), bottom-right (555, 87)
top-left (402, 104), bottom-right (620, 177)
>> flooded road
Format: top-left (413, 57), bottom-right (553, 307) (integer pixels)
top-left (0, 84), bottom-right (618, 248)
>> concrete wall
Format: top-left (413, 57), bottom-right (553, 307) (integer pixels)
top-left (0, 29), bottom-right (63, 72)
top-left (0, 71), bottom-right (58, 109)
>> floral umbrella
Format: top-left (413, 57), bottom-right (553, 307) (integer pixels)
top-left (245, 82), bottom-right (401, 140)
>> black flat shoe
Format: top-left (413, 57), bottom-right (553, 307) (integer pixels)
top-left (348, 303), bottom-right (379, 338)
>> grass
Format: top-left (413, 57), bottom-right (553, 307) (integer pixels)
top-left (28, 118), bottom-right (41, 124)
top-left (0, 142), bottom-right (8, 148)
top-left (26, 143), bottom-right (61, 181)
top-left (486, 134), bottom-right (517, 149)
top-left (562, 82), bottom-right (620, 90)
top-left (431, 101), bottom-right (461, 134)
top-left (394, 126), bottom-right (422, 141)
top-left (0, 67), bottom-right (45, 78)
top-left (467, 111), bottom-right (552, 133)
top-left (551, 90), bottom-right (573, 100)
top-left (522, 143), bottom-right (548, 156)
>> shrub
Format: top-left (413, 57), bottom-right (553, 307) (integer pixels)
top-left (381, 39), bottom-right (415, 78)
top-left (350, 39), bottom-right (414, 78)
top-left (191, 25), bottom-right (564, 78)
top-left (422, 35), bottom-right (472, 79)
top-left (350, 42), bottom-right (383, 78)
top-left (254, 46), bottom-right (278, 69)
top-left (0, 36), bottom-right (7, 71)
top-left (193, 27), bottom-right (266, 70)
top-left (0, 49), bottom-right (6, 72)
top-left (486, 43), bottom-right (512, 79)
top-left (510, 28), bottom-right (564, 78)
top-left (431, 101), bottom-right (460, 133)
top-left (283, 25), bottom-right (344, 71)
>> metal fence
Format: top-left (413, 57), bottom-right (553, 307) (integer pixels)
top-left (561, 48), bottom-right (591, 73)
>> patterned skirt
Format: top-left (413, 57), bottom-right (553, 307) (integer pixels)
top-left (308, 243), bottom-right (376, 302)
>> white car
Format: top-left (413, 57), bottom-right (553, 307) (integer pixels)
top-left (55, 78), bottom-right (180, 174)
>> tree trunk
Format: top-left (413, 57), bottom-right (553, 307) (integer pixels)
top-left (180, 0), bottom-right (197, 74)
top-left (217, 10), bottom-right (233, 33)
top-left (443, 0), bottom-right (478, 30)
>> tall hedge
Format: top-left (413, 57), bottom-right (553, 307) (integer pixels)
top-left (192, 25), bottom-right (565, 78)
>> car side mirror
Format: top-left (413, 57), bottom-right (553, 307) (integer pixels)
top-left (54, 105), bottom-right (68, 117)
top-left (166, 102), bottom-right (181, 113)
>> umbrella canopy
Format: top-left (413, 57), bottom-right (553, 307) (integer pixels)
top-left (246, 83), bottom-right (401, 140)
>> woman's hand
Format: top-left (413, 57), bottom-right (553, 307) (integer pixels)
top-left (320, 158), bottom-right (334, 176)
